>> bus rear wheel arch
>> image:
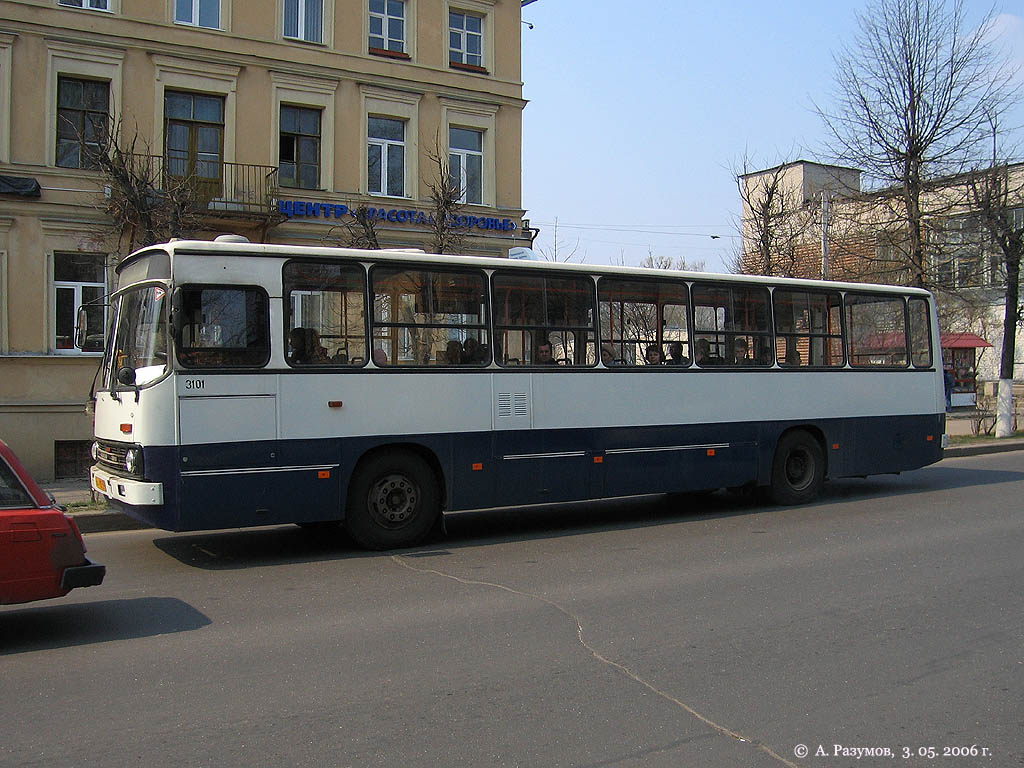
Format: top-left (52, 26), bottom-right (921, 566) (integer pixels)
top-left (345, 449), bottom-right (441, 550)
top-left (769, 429), bottom-right (825, 505)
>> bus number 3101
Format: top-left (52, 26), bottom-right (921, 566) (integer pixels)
top-left (184, 379), bottom-right (205, 390)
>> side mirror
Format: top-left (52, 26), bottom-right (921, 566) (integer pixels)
top-left (116, 366), bottom-right (136, 386)
top-left (75, 306), bottom-right (88, 349)
top-left (170, 288), bottom-right (184, 345)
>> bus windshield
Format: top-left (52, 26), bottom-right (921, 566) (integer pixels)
top-left (104, 284), bottom-right (169, 389)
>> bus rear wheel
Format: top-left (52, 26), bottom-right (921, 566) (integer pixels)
top-left (345, 452), bottom-right (440, 550)
top-left (769, 430), bottom-right (824, 505)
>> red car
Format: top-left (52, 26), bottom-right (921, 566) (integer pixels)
top-left (1, 439), bottom-right (105, 605)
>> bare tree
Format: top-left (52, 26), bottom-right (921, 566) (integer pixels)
top-left (537, 217), bottom-right (584, 263)
top-left (425, 137), bottom-right (465, 254)
top-left (735, 159), bottom-right (819, 277)
top-left (639, 251), bottom-right (705, 272)
top-left (87, 118), bottom-right (205, 252)
top-left (324, 205), bottom-right (381, 250)
top-left (964, 132), bottom-right (1024, 433)
top-left (817, 0), bottom-right (1017, 288)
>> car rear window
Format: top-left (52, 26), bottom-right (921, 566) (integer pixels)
top-left (0, 460), bottom-right (33, 507)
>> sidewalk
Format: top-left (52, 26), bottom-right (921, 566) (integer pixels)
top-left (48, 418), bottom-right (1024, 535)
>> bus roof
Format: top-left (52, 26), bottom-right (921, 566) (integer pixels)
top-left (121, 238), bottom-right (934, 297)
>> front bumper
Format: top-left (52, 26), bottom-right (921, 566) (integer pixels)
top-left (91, 465), bottom-right (164, 505)
top-left (60, 559), bottom-right (106, 591)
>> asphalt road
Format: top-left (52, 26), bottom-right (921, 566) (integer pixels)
top-left (2, 453), bottom-right (1022, 768)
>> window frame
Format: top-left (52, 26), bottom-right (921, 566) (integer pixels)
top-left (369, 263), bottom-right (491, 368)
top-left (690, 281), bottom-right (774, 368)
top-left (284, 0), bottom-right (325, 44)
top-left (844, 292), bottom-right (910, 369)
top-left (771, 287), bottom-right (846, 369)
top-left (174, 0), bottom-right (222, 29)
top-left (491, 270), bottom-right (598, 368)
top-left (449, 126), bottom-right (483, 205)
top-left (279, 104), bottom-right (322, 190)
top-left (369, 0), bottom-right (407, 55)
top-left (52, 251), bottom-right (108, 356)
top-left (449, 9), bottom-right (484, 70)
top-left (283, 260), bottom-right (368, 367)
top-left (163, 89), bottom-right (226, 197)
top-left (597, 275), bottom-right (691, 368)
top-left (174, 284), bottom-right (271, 369)
top-left (58, 0), bottom-right (112, 11)
top-left (55, 75), bottom-right (110, 170)
top-left (367, 115), bottom-right (407, 198)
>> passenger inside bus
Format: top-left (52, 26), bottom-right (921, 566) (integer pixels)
top-left (601, 344), bottom-right (618, 366)
top-left (288, 327), bottom-right (329, 365)
top-left (446, 339), bottom-right (463, 364)
top-left (666, 341), bottom-right (689, 365)
top-left (733, 338), bottom-right (754, 365)
top-left (535, 341), bottom-right (556, 365)
top-left (645, 345), bottom-right (663, 365)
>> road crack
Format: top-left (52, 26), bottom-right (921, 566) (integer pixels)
top-left (392, 554), bottom-right (798, 767)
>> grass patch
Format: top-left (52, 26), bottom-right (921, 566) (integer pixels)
top-left (65, 499), bottom-right (109, 512)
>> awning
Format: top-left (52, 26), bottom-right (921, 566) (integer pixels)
top-left (0, 175), bottom-right (41, 198)
top-left (940, 333), bottom-right (992, 349)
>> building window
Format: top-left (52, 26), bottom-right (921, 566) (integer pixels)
top-left (175, 0), bottom-right (220, 28)
top-left (58, 0), bottom-right (109, 9)
top-left (165, 90), bottom-right (224, 198)
top-left (56, 76), bottom-right (109, 170)
top-left (369, 0), bottom-right (405, 53)
top-left (449, 127), bottom-right (482, 205)
top-left (280, 106), bottom-right (321, 189)
top-left (284, 0), bottom-right (323, 43)
top-left (54, 252), bottom-right (106, 353)
top-left (368, 116), bottom-right (405, 197)
top-left (449, 11), bottom-right (482, 68)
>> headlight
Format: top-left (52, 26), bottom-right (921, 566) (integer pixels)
top-left (91, 442), bottom-right (100, 461)
top-left (125, 448), bottom-right (140, 474)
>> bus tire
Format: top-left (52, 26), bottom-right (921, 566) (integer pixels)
top-left (769, 430), bottom-right (824, 505)
top-left (345, 451), bottom-right (440, 550)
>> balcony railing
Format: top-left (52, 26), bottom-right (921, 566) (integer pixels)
top-left (126, 154), bottom-right (280, 219)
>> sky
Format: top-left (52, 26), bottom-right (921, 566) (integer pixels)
top-left (519, 1), bottom-right (1024, 273)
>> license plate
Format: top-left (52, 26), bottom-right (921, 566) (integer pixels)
top-left (94, 476), bottom-right (107, 493)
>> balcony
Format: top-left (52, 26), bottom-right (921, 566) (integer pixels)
top-left (125, 154), bottom-right (283, 223)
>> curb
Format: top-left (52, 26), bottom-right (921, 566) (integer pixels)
top-left (73, 511), bottom-right (153, 534)
top-left (61, 439), bottom-right (1024, 535)
top-left (942, 439), bottom-right (1024, 458)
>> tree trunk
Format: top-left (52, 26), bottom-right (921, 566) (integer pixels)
top-left (995, 247), bottom-right (1020, 437)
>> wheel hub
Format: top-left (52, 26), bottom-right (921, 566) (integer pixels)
top-left (369, 474), bottom-right (419, 526)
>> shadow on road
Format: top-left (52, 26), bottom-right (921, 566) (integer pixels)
top-left (148, 462), bottom-right (1024, 570)
top-left (0, 597), bottom-right (211, 654)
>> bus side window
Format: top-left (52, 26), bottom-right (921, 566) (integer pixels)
top-left (598, 277), bottom-right (690, 368)
top-left (493, 272), bottom-right (596, 367)
top-left (773, 289), bottom-right (844, 368)
top-left (691, 283), bottom-right (771, 368)
top-left (284, 261), bottom-right (367, 367)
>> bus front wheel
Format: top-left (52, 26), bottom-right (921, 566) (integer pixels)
top-left (345, 452), bottom-right (440, 550)
top-left (769, 431), bottom-right (824, 505)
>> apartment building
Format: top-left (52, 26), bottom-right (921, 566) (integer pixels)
top-left (738, 160), bottom-right (1023, 401)
top-left (0, 0), bottom-right (531, 479)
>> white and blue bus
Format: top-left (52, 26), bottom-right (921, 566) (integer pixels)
top-left (88, 236), bottom-right (945, 548)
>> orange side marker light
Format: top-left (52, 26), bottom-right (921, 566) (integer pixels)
top-left (593, 456), bottom-right (603, 464)
top-left (472, 462), bottom-right (483, 471)
top-left (926, 435), bottom-right (934, 442)
top-left (707, 449), bottom-right (716, 457)
top-left (318, 470), bottom-right (331, 479)
top-left (120, 423), bottom-right (132, 434)
top-left (832, 443), bottom-right (840, 450)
